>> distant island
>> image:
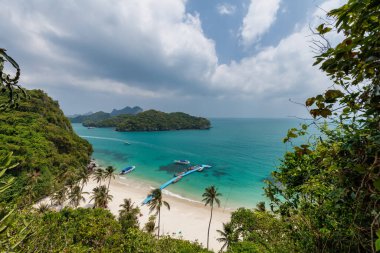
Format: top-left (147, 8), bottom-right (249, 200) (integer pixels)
top-left (69, 107), bottom-right (211, 131)
top-left (70, 106), bottom-right (143, 123)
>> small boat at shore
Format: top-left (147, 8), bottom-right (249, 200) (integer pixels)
top-left (87, 127), bottom-right (95, 129)
top-left (172, 176), bottom-right (182, 184)
top-left (174, 160), bottom-right (190, 165)
top-left (174, 171), bottom-right (185, 177)
top-left (120, 166), bottom-right (135, 175)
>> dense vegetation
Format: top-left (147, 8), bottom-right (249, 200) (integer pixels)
top-left (83, 109), bottom-right (211, 132)
top-left (0, 89), bottom-right (92, 205)
top-left (8, 208), bottom-right (211, 253)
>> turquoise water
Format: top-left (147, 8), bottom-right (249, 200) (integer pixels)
top-left (72, 118), bottom-right (300, 208)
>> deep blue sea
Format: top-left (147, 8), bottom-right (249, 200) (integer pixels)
top-left (72, 118), bottom-right (302, 208)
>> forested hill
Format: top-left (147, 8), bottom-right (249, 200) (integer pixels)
top-left (69, 106), bottom-right (143, 123)
top-left (82, 110), bottom-right (211, 131)
top-left (0, 89), bottom-right (92, 204)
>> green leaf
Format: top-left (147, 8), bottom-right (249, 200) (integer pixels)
top-left (374, 179), bottom-right (380, 191)
top-left (305, 97), bottom-right (316, 107)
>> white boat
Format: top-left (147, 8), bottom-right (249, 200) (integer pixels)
top-left (174, 160), bottom-right (190, 165)
top-left (120, 166), bottom-right (135, 175)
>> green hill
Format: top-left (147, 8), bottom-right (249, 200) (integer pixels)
top-left (0, 89), bottom-right (92, 205)
top-left (83, 109), bottom-right (211, 131)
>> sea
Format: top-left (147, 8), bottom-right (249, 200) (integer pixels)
top-left (72, 118), bottom-right (304, 209)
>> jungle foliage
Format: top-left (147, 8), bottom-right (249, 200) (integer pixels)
top-left (8, 208), bottom-right (211, 253)
top-left (0, 89), bottom-right (92, 205)
top-left (82, 109), bottom-right (211, 131)
top-left (263, 0), bottom-right (380, 252)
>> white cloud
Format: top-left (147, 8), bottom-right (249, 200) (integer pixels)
top-left (0, 0), bottom-right (345, 116)
top-left (241, 0), bottom-right (281, 47)
top-left (217, 3), bottom-right (236, 16)
top-left (0, 0), bottom-right (218, 95)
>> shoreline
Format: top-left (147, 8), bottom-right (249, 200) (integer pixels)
top-left (82, 175), bottom-right (232, 251)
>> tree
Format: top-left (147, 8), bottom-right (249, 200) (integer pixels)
top-left (265, 0), bottom-right (380, 251)
top-left (144, 215), bottom-right (156, 234)
top-left (118, 198), bottom-right (141, 231)
top-left (202, 185), bottom-right (221, 250)
top-left (0, 48), bottom-right (25, 109)
top-left (254, 202), bottom-right (266, 212)
top-left (217, 222), bottom-right (238, 252)
top-left (68, 185), bottom-right (87, 208)
top-left (50, 187), bottom-right (67, 209)
top-left (90, 185), bottom-right (113, 209)
top-left (104, 166), bottom-right (116, 193)
top-left (77, 167), bottom-right (90, 192)
top-left (147, 188), bottom-right (170, 239)
top-left (92, 168), bottom-right (104, 185)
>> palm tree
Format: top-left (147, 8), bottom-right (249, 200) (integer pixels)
top-left (217, 222), bottom-right (238, 252)
top-left (68, 185), bottom-right (87, 208)
top-left (90, 185), bottom-right (113, 208)
top-left (92, 168), bottom-right (104, 185)
top-left (104, 166), bottom-right (116, 193)
top-left (51, 187), bottom-right (67, 209)
top-left (202, 185), bottom-right (222, 250)
top-left (77, 168), bottom-right (91, 192)
top-left (36, 203), bottom-right (50, 214)
top-left (119, 198), bottom-right (141, 230)
top-left (147, 188), bottom-right (170, 239)
top-left (119, 198), bottom-right (138, 216)
top-left (255, 201), bottom-right (266, 212)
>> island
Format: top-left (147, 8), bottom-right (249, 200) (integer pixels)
top-left (70, 109), bottom-right (211, 131)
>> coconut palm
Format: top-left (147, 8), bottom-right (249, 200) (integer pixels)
top-left (68, 185), bottom-right (87, 208)
top-left (147, 188), bottom-right (170, 239)
top-left (51, 187), bottom-right (68, 209)
top-left (202, 185), bottom-right (222, 250)
top-left (119, 198), bottom-right (138, 216)
top-left (90, 185), bottom-right (113, 208)
top-left (77, 167), bottom-right (91, 192)
top-left (92, 168), bottom-right (104, 185)
top-left (36, 203), bottom-right (50, 214)
top-left (104, 166), bottom-right (116, 193)
top-left (217, 222), bottom-right (238, 252)
top-left (255, 201), bottom-right (266, 212)
top-left (119, 198), bottom-right (141, 230)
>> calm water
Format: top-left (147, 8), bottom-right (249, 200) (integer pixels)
top-left (72, 118), bottom-right (301, 208)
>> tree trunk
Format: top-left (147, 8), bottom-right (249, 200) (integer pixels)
top-left (207, 205), bottom-right (213, 250)
top-left (107, 177), bottom-right (111, 193)
top-left (157, 208), bottom-right (161, 239)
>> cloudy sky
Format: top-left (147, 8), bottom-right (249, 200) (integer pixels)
top-left (0, 0), bottom-right (344, 117)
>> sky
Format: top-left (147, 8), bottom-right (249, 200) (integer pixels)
top-left (0, 0), bottom-right (345, 117)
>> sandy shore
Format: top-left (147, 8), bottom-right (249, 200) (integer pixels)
top-left (75, 175), bottom-right (232, 252)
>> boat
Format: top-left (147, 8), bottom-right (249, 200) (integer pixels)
top-left (87, 127), bottom-right (95, 129)
top-left (174, 160), bottom-right (190, 165)
top-left (120, 166), bottom-right (135, 175)
top-left (198, 164), bottom-right (212, 172)
top-left (124, 141), bottom-right (131, 145)
top-left (174, 171), bottom-right (185, 177)
top-left (172, 176), bottom-right (182, 184)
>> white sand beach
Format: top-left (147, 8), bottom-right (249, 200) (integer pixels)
top-left (67, 175), bottom-right (232, 252)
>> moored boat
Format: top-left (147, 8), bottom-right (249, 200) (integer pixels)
top-left (120, 166), bottom-right (135, 175)
top-left (174, 160), bottom-right (190, 165)
top-left (172, 176), bottom-right (182, 184)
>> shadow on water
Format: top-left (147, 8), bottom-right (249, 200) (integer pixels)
top-left (96, 149), bottom-right (130, 162)
top-left (158, 163), bottom-right (189, 175)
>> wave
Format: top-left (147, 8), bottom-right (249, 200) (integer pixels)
top-left (80, 135), bottom-right (128, 143)
top-left (161, 189), bottom-right (203, 204)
